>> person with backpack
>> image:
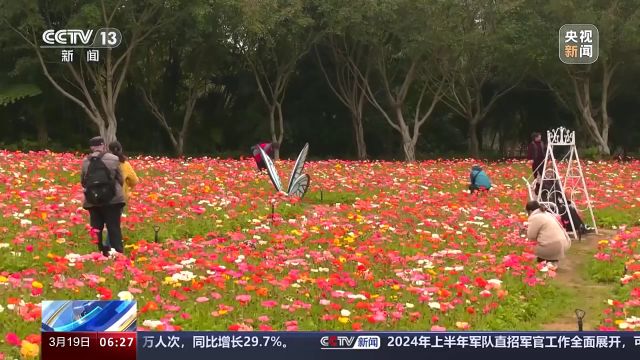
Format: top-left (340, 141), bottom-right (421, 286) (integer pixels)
top-left (526, 200), bottom-right (571, 266)
top-left (250, 142), bottom-right (278, 171)
top-left (81, 136), bottom-right (126, 257)
top-left (469, 165), bottom-right (492, 193)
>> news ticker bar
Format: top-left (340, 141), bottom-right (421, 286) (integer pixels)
top-left (41, 331), bottom-right (640, 360)
top-left (42, 332), bottom-right (136, 360)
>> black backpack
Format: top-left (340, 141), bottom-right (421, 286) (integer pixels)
top-left (83, 153), bottom-right (116, 205)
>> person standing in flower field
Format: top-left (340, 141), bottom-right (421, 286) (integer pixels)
top-left (528, 132), bottom-right (546, 179)
top-left (81, 136), bottom-right (126, 257)
top-left (106, 141), bottom-right (139, 245)
top-left (109, 141), bottom-right (139, 201)
top-left (525, 200), bottom-right (571, 267)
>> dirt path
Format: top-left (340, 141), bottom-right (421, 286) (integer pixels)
top-left (540, 229), bottom-right (618, 331)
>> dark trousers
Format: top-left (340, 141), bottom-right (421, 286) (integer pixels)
top-left (256, 159), bottom-right (267, 171)
top-left (532, 161), bottom-right (543, 178)
top-left (89, 204), bottom-right (124, 256)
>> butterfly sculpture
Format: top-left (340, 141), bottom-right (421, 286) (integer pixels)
top-left (258, 143), bottom-right (310, 198)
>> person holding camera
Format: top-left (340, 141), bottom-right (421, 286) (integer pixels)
top-left (526, 200), bottom-right (571, 266)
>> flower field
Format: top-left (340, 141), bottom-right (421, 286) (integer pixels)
top-left (1, 150), bottom-right (639, 358)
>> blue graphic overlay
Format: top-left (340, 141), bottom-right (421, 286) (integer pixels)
top-left (41, 300), bottom-right (137, 332)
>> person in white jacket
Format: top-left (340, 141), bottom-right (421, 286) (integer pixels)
top-left (526, 201), bottom-right (571, 265)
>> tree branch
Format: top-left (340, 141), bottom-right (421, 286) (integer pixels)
top-left (180, 87), bottom-right (198, 139)
top-left (140, 87), bottom-right (177, 147)
top-left (349, 54), bottom-right (401, 133)
top-left (376, 50), bottom-right (396, 106)
top-left (82, 61), bottom-right (111, 121)
top-left (315, 45), bottom-right (350, 108)
top-left (397, 59), bottom-right (418, 103)
top-left (65, 62), bottom-right (103, 120)
top-left (247, 56), bottom-right (271, 107)
top-left (416, 78), bottom-right (445, 130)
top-left (478, 77), bottom-right (523, 120)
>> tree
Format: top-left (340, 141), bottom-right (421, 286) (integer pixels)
top-left (315, 37), bottom-right (370, 160)
top-left (1, 0), bottom-right (178, 144)
top-left (348, 0), bottom-right (452, 162)
top-left (440, 0), bottom-right (525, 158)
top-left (534, 0), bottom-right (640, 155)
top-left (223, 0), bottom-right (317, 160)
top-left (314, 0), bottom-right (373, 160)
top-left (0, 84), bottom-right (46, 146)
top-left (137, 1), bottom-right (229, 156)
top-left (0, 20), bottom-right (51, 147)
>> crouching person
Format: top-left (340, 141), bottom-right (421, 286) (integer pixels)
top-left (526, 201), bottom-right (571, 266)
top-left (251, 142), bottom-right (278, 171)
top-left (469, 165), bottom-right (492, 193)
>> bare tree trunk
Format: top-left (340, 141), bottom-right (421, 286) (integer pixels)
top-left (600, 122), bottom-right (610, 154)
top-left (276, 102), bottom-right (284, 160)
top-left (315, 40), bottom-right (370, 160)
top-left (599, 61), bottom-right (614, 155)
top-left (140, 86), bottom-right (197, 157)
top-left (581, 112), bottom-right (610, 154)
top-left (468, 120), bottom-right (480, 158)
top-left (441, 61), bottom-right (522, 159)
top-left (395, 109), bottom-right (417, 162)
top-left (352, 113), bottom-right (367, 160)
top-left (354, 84), bottom-right (368, 160)
top-left (489, 128), bottom-right (498, 151)
top-left (351, 53), bottom-right (444, 162)
top-left (36, 115), bottom-right (48, 147)
top-left (557, 61), bottom-right (618, 156)
top-left (268, 104), bottom-right (279, 160)
top-left (176, 138), bottom-right (184, 157)
top-left (402, 133), bottom-right (416, 162)
top-left (102, 115), bottom-right (118, 144)
top-left (246, 31), bottom-right (314, 162)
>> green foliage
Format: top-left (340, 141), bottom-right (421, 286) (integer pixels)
top-left (0, 83), bottom-right (40, 106)
top-left (581, 147), bottom-right (604, 160)
top-left (587, 257), bottom-right (627, 283)
top-left (223, 0), bottom-right (317, 65)
top-left (593, 207), bottom-right (640, 227)
top-left (305, 191), bottom-right (359, 205)
top-left (0, 0), bottom-right (640, 158)
top-left (0, 248), bottom-right (33, 272)
top-left (474, 283), bottom-right (572, 330)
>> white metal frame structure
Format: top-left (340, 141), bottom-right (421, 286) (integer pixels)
top-left (523, 127), bottom-right (598, 240)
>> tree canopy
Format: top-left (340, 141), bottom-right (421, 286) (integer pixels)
top-left (1, 0), bottom-right (639, 160)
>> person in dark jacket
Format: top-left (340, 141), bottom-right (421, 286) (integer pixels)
top-left (528, 132), bottom-right (546, 178)
top-left (81, 136), bottom-right (126, 257)
top-left (251, 142), bottom-right (278, 171)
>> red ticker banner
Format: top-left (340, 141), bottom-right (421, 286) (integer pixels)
top-left (41, 332), bottom-right (136, 360)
